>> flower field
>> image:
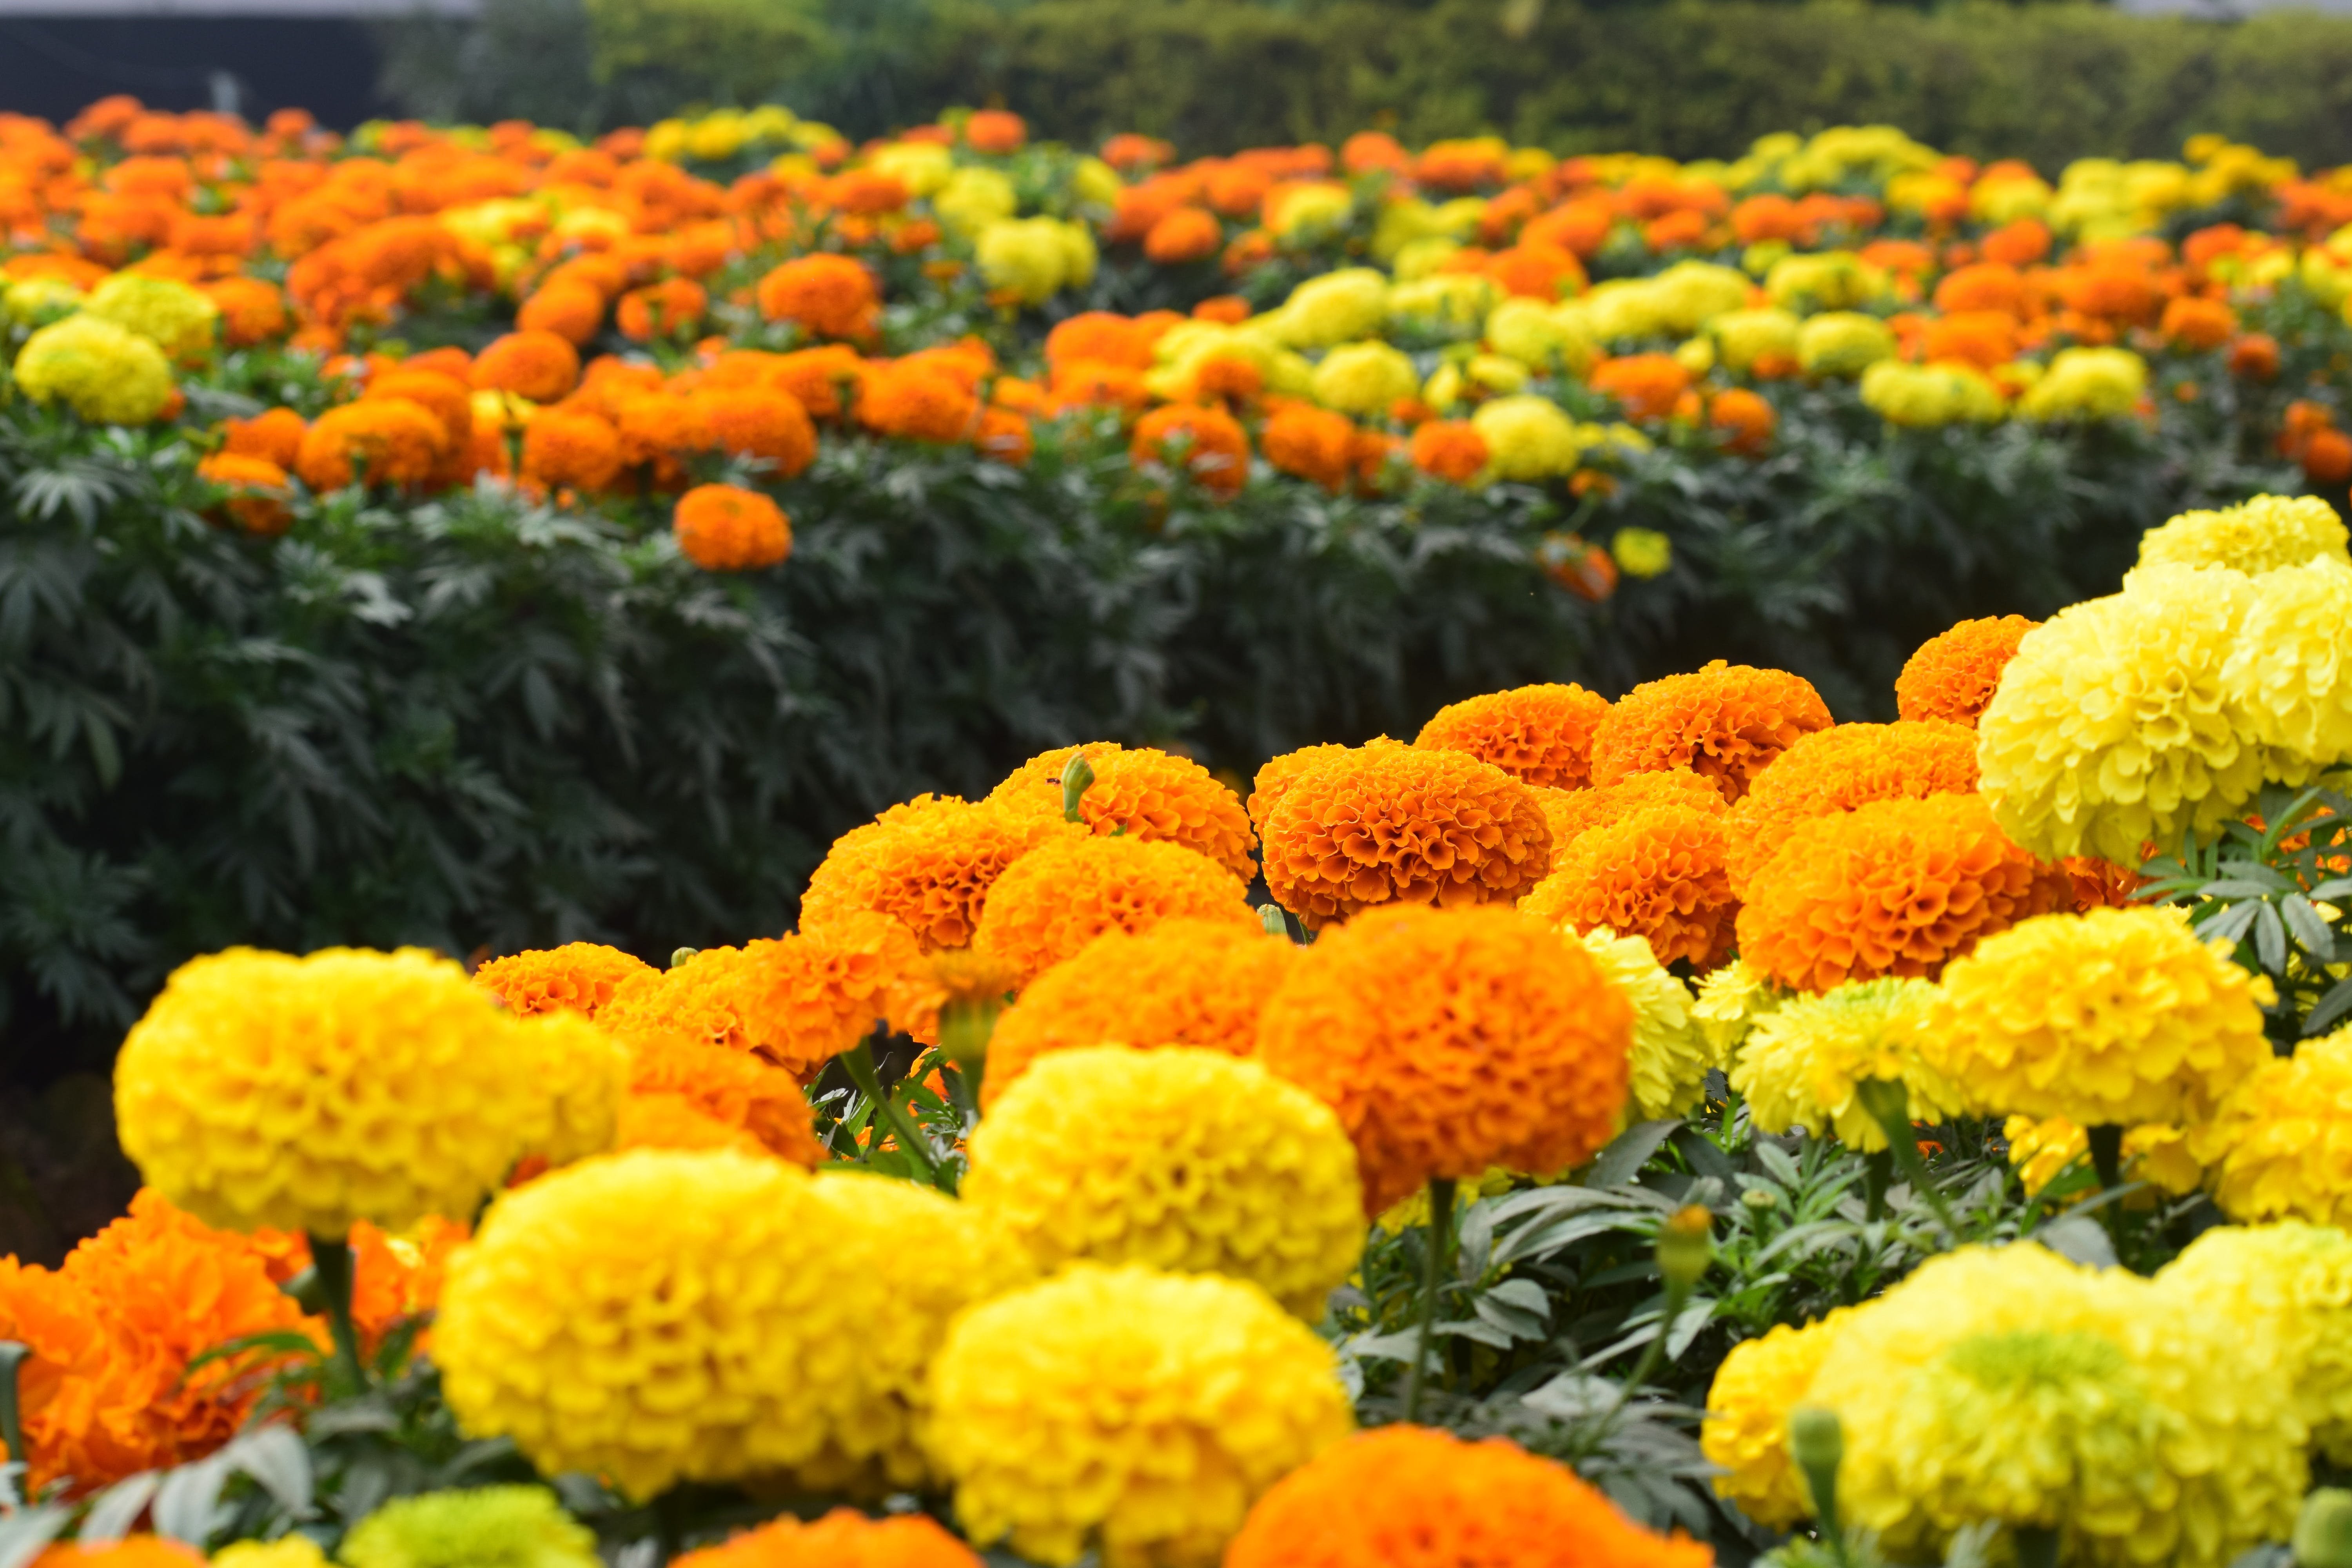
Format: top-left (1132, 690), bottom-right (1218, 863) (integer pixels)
top-left (14, 90), bottom-right (2352, 1568)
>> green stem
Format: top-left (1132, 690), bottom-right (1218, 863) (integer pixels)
top-left (1855, 1077), bottom-right (1958, 1235)
top-left (1862, 1148), bottom-right (1893, 1223)
top-left (0, 1339), bottom-right (29, 1471)
top-left (841, 1040), bottom-right (951, 1192)
top-left (1601, 1272), bottom-right (1695, 1435)
top-left (1401, 1176), bottom-right (1456, 1423)
top-left (2087, 1123), bottom-right (2125, 1192)
top-left (306, 1233), bottom-right (367, 1393)
top-left (2014, 1524), bottom-right (2060, 1568)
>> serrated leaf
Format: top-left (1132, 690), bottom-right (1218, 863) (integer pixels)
top-left (2256, 901), bottom-right (2288, 973)
top-left (2307, 974), bottom-right (2352, 1036)
top-left (226, 1425), bottom-right (313, 1518)
top-left (1588, 1118), bottom-right (1681, 1189)
top-left (149, 1454), bottom-right (233, 1545)
top-left (2196, 900), bottom-right (2262, 946)
top-left (2283, 895), bottom-right (2337, 960)
top-left (0, 1507), bottom-right (69, 1568)
top-left (79, 1471), bottom-right (161, 1545)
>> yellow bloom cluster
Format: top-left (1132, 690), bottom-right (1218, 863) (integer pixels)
top-left (2158, 1221), bottom-right (2352, 1463)
top-left (14, 314), bottom-right (176, 425)
top-left (2192, 1025), bottom-right (2352, 1227)
top-left (2138, 494), bottom-right (2351, 576)
top-left (1701, 1310), bottom-right (1853, 1529)
top-left (1731, 977), bottom-right (1957, 1152)
top-left (1571, 926), bottom-right (1715, 1118)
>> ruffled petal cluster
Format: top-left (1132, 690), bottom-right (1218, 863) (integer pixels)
top-left (1724, 719), bottom-right (1981, 894)
top-left (1701, 1310), bottom-right (1853, 1530)
top-left (972, 834), bottom-right (1256, 984)
top-left (2190, 1025), bottom-right (2352, 1227)
top-left (1691, 958), bottom-right (1790, 1061)
top-left (1571, 926), bottom-right (1715, 1118)
top-left (473, 941), bottom-right (653, 1019)
top-left (1247, 739), bottom-right (1401, 832)
top-left (1521, 806), bottom-right (1737, 969)
top-left (927, 1263), bottom-right (1352, 1568)
top-left (1893, 615), bottom-right (2036, 728)
top-left (2158, 1221), bottom-right (2352, 1463)
top-left (1255, 905), bottom-right (1631, 1213)
top-left (340, 1487), bottom-right (599, 1568)
top-left (1530, 769), bottom-right (1726, 864)
top-left (1414, 682), bottom-right (1613, 790)
top-left (596, 925), bottom-right (909, 1078)
top-left (1258, 744), bottom-right (1551, 930)
top-left (1590, 659), bottom-right (1833, 802)
top-left (2002, 1114), bottom-right (2203, 1199)
top-left (2136, 493), bottom-right (2350, 576)
top-left (799, 793), bottom-right (1076, 951)
top-left (1736, 793), bottom-right (2068, 994)
top-left (965, 1046), bottom-right (1362, 1318)
top-left (2218, 555), bottom-right (2352, 776)
top-left (672, 1511), bottom-right (982, 1568)
top-left (615, 1030), bottom-right (827, 1165)
top-left (987, 742), bottom-right (1258, 879)
top-left (1730, 977), bottom-right (1959, 1151)
top-left (1929, 906), bottom-right (2274, 1127)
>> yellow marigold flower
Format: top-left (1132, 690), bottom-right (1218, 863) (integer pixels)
top-left (964, 1046), bottom-right (1361, 1318)
top-left (800, 793), bottom-right (1074, 952)
top-left (1520, 805), bottom-right (1737, 970)
top-left (1692, 958), bottom-right (1789, 1060)
top-left (1711, 307), bottom-right (1801, 373)
top-left (2017, 346), bottom-right (2149, 420)
top-left (1415, 682), bottom-right (1612, 790)
top-left (82, 274), bottom-right (219, 362)
top-left (512, 1012), bottom-right (628, 1167)
top-left (2002, 1114), bottom-right (2203, 1200)
top-left (595, 929), bottom-right (900, 1078)
top-left (1271, 269), bottom-right (1390, 348)
top-left (1591, 659), bottom-right (1832, 804)
top-left (973, 833), bottom-right (1256, 984)
top-left (672, 1510), bottom-right (982, 1568)
top-left (1310, 340), bottom-right (1418, 416)
top-left (977, 218), bottom-right (1095, 305)
top-left (1858, 360), bottom-right (2004, 426)
top-left (982, 918), bottom-right (1297, 1108)
top-left (1255, 905), bottom-right (1631, 1214)
top-left (1730, 978), bottom-right (1958, 1151)
top-left (1927, 906), bottom-right (2274, 1127)
top-left (1572, 926), bottom-right (1713, 1118)
top-left (14, 314), bottom-right (176, 425)
top-left (339, 1487), bottom-right (597, 1568)
top-left (1612, 526), bottom-right (1673, 579)
top-left (114, 947), bottom-right (562, 1235)
top-left (1722, 719), bottom-right (1980, 895)
top-left (1702, 1310), bottom-right (1855, 1530)
top-left (474, 941), bottom-right (652, 1020)
top-left (2158, 1221), bottom-right (2352, 1464)
top-left (1471, 394), bottom-right (1583, 480)
top-left (986, 742), bottom-right (1257, 878)
top-left (1794, 312), bottom-right (1896, 377)
top-left (2192, 1026), bottom-right (2352, 1227)
top-left (1258, 744), bottom-right (1550, 931)
top-left (2220, 555), bottom-right (2352, 776)
top-left (2137, 494), bottom-right (2350, 576)
top-left (928, 1263), bottom-right (1353, 1568)
top-left (1977, 566), bottom-right (2266, 862)
top-left (214, 1542), bottom-right (327, 1568)
top-left (1894, 614), bottom-right (2036, 729)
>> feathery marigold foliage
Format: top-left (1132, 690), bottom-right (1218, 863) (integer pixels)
top-left (475, 942), bottom-right (653, 1020)
top-left (1701, 1310), bottom-right (1854, 1531)
top-left (2191, 1025), bottom-right (2352, 1228)
top-left (1731, 978), bottom-right (1960, 1151)
top-left (114, 947), bottom-right (577, 1235)
top-left (1225, 1425), bottom-right (1714, 1568)
top-left (1722, 720), bottom-right (1981, 894)
top-left (799, 794), bottom-right (1075, 952)
top-left (1735, 793), bottom-right (2067, 994)
top-left (1567, 926), bottom-right (1713, 1118)
top-left (1930, 906), bottom-right (2274, 1128)
top-left (672, 1512), bottom-right (983, 1568)
top-left (1893, 615), bottom-right (2037, 729)
top-left (966, 1046), bottom-right (1361, 1317)
top-left (986, 742), bottom-right (1258, 878)
top-left (2157, 1222), bottom-right (2352, 1465)
top-left (1520, 805), bottom-right (1737, 969)
top-left (339, 1487), bottom-right (599, 1568)
top-left (1258, 744), bottom-right (1551, 930)
top-left (1589, 660), bottom-right (1832, 802)
top-left (972, 833), bottom-right (1256, 984)
top-left (1255, 905), bottom-right (1632, 1214)
top-left (982, 918), bottom-right (1296, 1108)
top-left (595, 930), bottom-right (898, 1078)
top-left (928, 1263), bottom-right (1353, 1568)
top-left (2136, 493), bottom-right (2350, 577)
top-left (1414, 682), bottom-right (1612, 790)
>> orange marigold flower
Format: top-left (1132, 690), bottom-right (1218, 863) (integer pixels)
top-left (1531, 771), bottom-right (1727, 862)
top-left (1893, 614), bottom-right (2037, 728)
top-left (617, 1032), bottom-right (826, 1166)
top-left (1709, 388), bottom-right (1776, 456)
top-left (1735, 792), bottom-right (2070, 994)
top-left (976, 406), bottom-right (1033, 466)
top-left (35, 1541), bottom-right (206, 1568)
top-left (757, 253), bottom-right (879, 341)
top-left (595, 929), bottom-right (898, 1078)
top-left (2064, 855), bottom-right (2149, 912)
top-left (1519, 805), bottom-right (1738, 969)
top-left (694, 386), bottom-right (817, 477)
top-left (983, 918), bottom-right (1299, 1108)
top-left (1227, 1425), bottom-right (1713, 1568)
top-left (800, 794), bottom-right (1077, 952)
top-left (963, 110), bottom-right (1028, 155)
top-left (673, 1509), bottom-right (982, 1568)
top-left (857, 359), bottom-right (981, 443)
top-left (674, 483), bottom-right (792, 571)
top-left (1261, 402), bottom-right (1358, 492)
top-left (987, 742), bottom-right (1259, 878)
top-left (200, 276), bottom-right (288, 347)
top-left (1256, 905), bottom-right (1632, 1213)
top-left (1979, 217), bottom-right (2051, 268)
top-left (1931, 262), bottom-right (2027, 316)
top-left (472, 330), bottom-right (581, 403)
top-left (1247, 739), bottom-right (1403, 835)
top-left (1045, 312), bottom-right (1156, 371)
top-left (1589, 659), bottom-right (1833, 803)
top-left (972, 834), bottom-right (1257, 984)
top-left (1590, 354), bottom-right (1692, 422)
top-left (195, 451), bottom-right (292, 535)
top-left (366, 368), bottom-right (473, 482)
top-left (293, 397), bottom-right (446, 491)
top-left (522, 407), bottom-right (624, 494)
top-left (1416, 683), bottom-right (1612, 791)
top-left (2229, 333), bottom-right (2281, 380)
top-left (2161, 295), bottom-right (2236, 351)
top-left (1258, 744), bottom-right (1552, 931)
top-left (1131, 403), bottom-right (1251, 497)
top-left (1410, 419), bottom-right (1489, 484)
top-left (221, 406), bottom-right (307, 469)
top-left (1189, 354), bottom-right (1265, 406)
top-left (1145, 206), bottom-right (1225, 265)
top-left (516, 280), bottom-right (606, 346)
top-left (1193, 294), bottom-right (1253, 325)
top-left (474, 941), bottom-right (653, 1020)
top-left (1722, 719), bottom-right (1981, 894)
top-left (618, 276), bottom-right (708, 342)
top-left (761, 345), bottom-right (860, 421)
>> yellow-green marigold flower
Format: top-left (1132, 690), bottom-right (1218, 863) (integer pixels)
top-left (1692, 958), bottom-right (1789, 1060)
top-left (1730, 978), bottom-right (1958, 1151)
top-left (2192, 1026), bottom-right (2352, 1229)
top-left (115, 946), bottom-right (568, 1235)
top-left (1765, 250), bottom-right (1888, 312)
top-left (2, 276), bottom-right (83, 326)
top-left (1701, 1309), bottom-right (1856, 1530)
top-left (1925, 907), bottom-right (2274, 1128)
top-left (2137, 493), bottom-right (2350, 576)
top-left (1485, 297), bottom-right (1595, 374)
top-left (1577, 279), bottom-right (1667, 342)
top-left (2158, 1221), bottom-right (2352, 1464)
top-left (869, 140), bottom-right (954, 196)
top-left (1272, 269), bottom-right (1390, 348)
top-left (1794, 312), bottom-right (1896, 377)
top-left (962, 1045), bottom-right (1361, 1319)
top-left (339, 1486), bottom-right (598, 1568)
top-left (1859, 360), bottom-right (2005, 426)
top-left (83, 272), bottom-right (218, 361)
top-left (2017, 347), bottom-right (2148, 420)
top-left (1269, 181), bottom-right (1352, 243)
top-left (2219, 555), bottom-right (2352, 777)
top-left (213, 1539), bottom-right (328, 1568)
top-left (1976, 565), bottom-right (2266, 862)
top-left (14, 314), bottom-right (176, 425)
top-left (929, 1263), bottom-right (1353, 1568)
top-left (1310, 340), bottom-right (1418, 417)
top-left (1472, 395), bottom-right (1584, 480)
top-left (1386, 273), bottom-right (1494, 328)
top-left (1611, 527), bottom-right (1673, 580)
top-left (1572, 926), bottom-right (1711, 1118)
top-left (1710, 307), bottom-right (1800, 373)
top-left (1648, 260), bottom-right (1753, 334)
top-left (977, 218), bottom-right (1096, 305)
top-left (934, 166), bottom-right (1018, 236)
top-left (1071, 156), bottom-right (1123, 208)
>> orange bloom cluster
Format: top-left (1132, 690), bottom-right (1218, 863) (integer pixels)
top-left (596, 925), bottom-right (908, 1078)
top-left (1132, 403), bottom-right (1252, 496)
top-left (615, 1029), bottom-right (828, 1164)
top-left (1722, 719), bottom-right (1982, 893)
top-left (475, 940), bottom-right (655, 1018)
top-left (1415, 682), bottom-right (1612, 790)
top-left (1521, 805), bottom-right (1739, 969)
top-left (801, 793), bottom-right (1075, 951)
top-left (673, 1510), bottom-right (981, 1568)
top-left (985, 742), bottom-right (1259, 878)
top-left (971, 833), bottom-right (1258, 983)
top-left (1532, 770), bottom-right (1726, 860)
top-left (673, 483), bottom-right (792, 571)
top-left (1892, 614), bottom-right (2038, 727)
top-left (1590, 660), bottom-right (1833, 802)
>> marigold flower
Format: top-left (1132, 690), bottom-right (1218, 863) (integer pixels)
top-left (34, 1543), bottom-right (204, 1568)
top-left (516, 281), bottom-right (605, 346)
top-left (1246, 738), bottom-right (1396, 832)
top-left (195, 451), bottom-right (293, 535)
top-left (213, 1539), bottom-right (327, 1568)
top-left (597, 927), bottom-right (898, 1079)
top-left (1311, 341), bottom-right (1418, 417)
top-left (115, 946), bottom-right (593, 1235)
top-left (1709, 387), bottom-right (1777, 454)
top-left (340, 1487), bottom-right (598, 1568)
top-left (471, 330), bottom-right (581, 403)
top-left (672, 1511), bottom-right (982, 1568)
top-left (1929, 906), bottom-right (2273, 1127)
top-left (1591, 659), bottom-right (1832, 803)
top-left (1261, 402), bottom-right (1358, 491)
top-left (1724, 719), bottom-right (1980, 893)
top-left (972, 834), bottom-right (1256, 984)
top-left (1893, 614), bottom-right (2037, 728)
top-left (671, 482), bottom-right (791, 571)
top-left (221, 405), bottom-right (307, 468)
top-left (857, 359), bottom-right (980, 442)
top-left (2192, 1026), bottom-right (2352, 1228)
top-left (14, 315), bottom-right (177, 425)
top-left (929, 1263), bottom-right (1352, 1568)
top-left (2161, 295), bottom-right (2237, 350)
top-left (1572, 926), bottom-right (1713, 1118)
top-left (202, 276), bottom-right (289, 347)
top-left (1145, 205), bottom-right (1224, 265)
top-left (1256, 904), bottom-right (1632, 1213)
top-left (984, 917), bottom-right (1296, 1106)
top-left (1227, 1425), bottom-right (1712, 1568)
top-left (474, 941), bottom-right (652, 1020)
top-left (1132, 402), bottom-right (1251, 496)
top-left (616, 276), bottom-right (707, 342)
top-left (1732, 977), bottom-right (1960, 1149)
top-left (1472, 394), bottom-right (1583, 480)
top-left (800, 793), bottom-right (1074, 952)
top-left (1702, 1310), bottom-right (1854, 1530)
top-left (617, 1032), bottom-right (826, 1166)
top-left (1416, 682), bottom-right (1612, 790)
top-left (694, 385), bottom-right (818, 477)
top-left (2157, 1221), bottom-right (2352, 1463)
top-left (967, 1046), bottom-right (1361, 1317)
top-left (1258, 744), bottom-right (1550, 929)
top-left (985, 742), bottom-right (1258, 878)
top-left (1521, 804), bottom-right (1737, 969)
top-left (2220, 555), bottom-right (2352, 773)
top-left (2137, 492), bottom-right (2350, 576)
top-left (366, 368), bottom-right (472, 468)
top-left (1410, 418), bottom-right (1488, 483)
top-left (757, 253), bottom-right (879, 340)
top-left (1532, 770), bottom-right (1726, 860)
top-left (83, 272), bottom-right (218, 361)
top-left (1591, 353), bottom-right (1692, 421)
top-left (296, 398), bottom-right (447, 491)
